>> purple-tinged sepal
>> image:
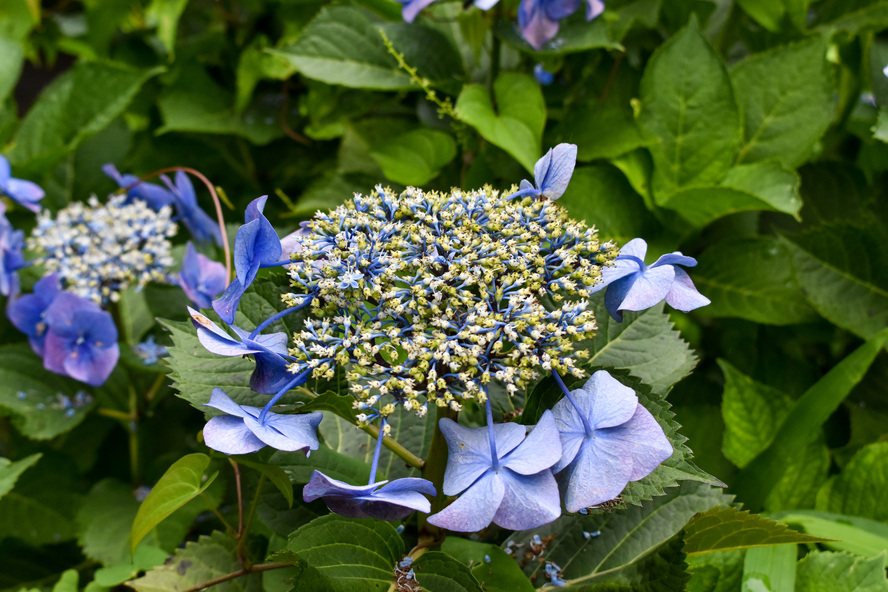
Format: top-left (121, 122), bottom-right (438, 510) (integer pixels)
top-left (303, 471), bottom-right (436, 521)
top-left (102, 163), bottom-right (175, 210)
top-left (202, 388), bottom-right (322, 455)
top-left (513, 144), bottom-right (577, 201)
top-left (0, 155), bottom-right (44, 213)
top-left (178, 242), bottom-right (226, 309)
top-left (7, 273), bottom-right (62, 355)
top-left (162, 171), bottom-right (222, 247)
top-left (551, 370), bottom-right (672, 512)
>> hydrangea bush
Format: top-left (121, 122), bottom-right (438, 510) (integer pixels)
top-left (2, 1), bottom-right (888, 591)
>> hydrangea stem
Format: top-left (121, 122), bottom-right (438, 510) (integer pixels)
top-left (368, 417), bottom-right (386, 484)
top-left (248, 299), bottom-right (310, 340)
top-left (484, 391), bottom-right (501, 471)
top-left (360, 422), bottom-right (424, 470)
top-left (552, 369), bottom-right (595, 438)
top-left (257, 368), bottom-right (312, 424)
top-left (418, 404), bottom-right (458, 541)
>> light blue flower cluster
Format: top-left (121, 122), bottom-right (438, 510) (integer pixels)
top-left (398, 0), bottom-right (605, 51)
top-left (29, 194), bottom-right (177, 305)
top-left (192, 143), bottom-right (709, 531)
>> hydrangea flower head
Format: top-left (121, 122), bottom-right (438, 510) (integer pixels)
top-left (102, 164), bottom-right (175, 210)
top-left (213, 196), bottom-right (283, 323)
top-left (162, 171), bottom-right (222, 247)
top-left (202, 388), bottom-right (322, 455)
top-left (519, 0), bottom-right (605, 50)
top-left (303, 471), bottom-right (436, 521)
top-left (551, 370), bottom-right (672, 512)
top-left (42, 292), bottom-right (120, 386)
top-left (0, 154), bottom-right (44, 213)
top-left (7, 273), bottom-right (62, 355)
top-left (426, 411), bottom-right (562, 532)
top-left (588, 238), bottom-right (710, 322)
top-left (29, 194), bottom-right (177, 305)
top-left (179, 242), bottom-right (226, 309)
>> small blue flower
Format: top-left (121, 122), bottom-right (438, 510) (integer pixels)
top-left (8, 273), bottom-right (62, 355)
top-left (213, 196), bottom-right (282, 324)
top-left (202, 388), bottom-right (323, 455)
top-left (588, 238), bottom-right (710, 322)
top-left (303, 471), bottom-right (436, 521)
top-left (545, 562), bottom-right (567, 586)
top-left (551, 370), bottom-right (672, 512)
top-left (102, 164), bottom-right (176, 210)
top-left (515, 143), bottom-right (577, 201)
top-left (41, 292), bottom-right (120, 386)
top-left (0, 212), bottom-right (26, 296)
top-left (427, 411), bottom-right (562, 532)
top-left (534, 63), bottom-right (555, 85)
top-left (162, 171), bottom-right (222, 247)
top-left (179, 242), bottom-right (226, 309)
top-left (519, 0), bottom-right (604, 50)
top-left (189, 307), bottom-right (293, 394)
top-left (400, 0), bottom-right (499, 22)
top-left (0, 155), bottom-right (44, 213)
top-left (134, 335), bottom-right (168, 365)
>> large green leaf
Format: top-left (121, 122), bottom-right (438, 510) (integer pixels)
top-left (8, 61), bottom-right (162, 172)
top-left (686, 549), bottom-right (745, 592)
top-left (130, 453), bottom-right (219, 552)
top-left (0, 33), bottom-right (23, 102)
top-left (795, 551), bottom-right (888, 592)
top-left (369, 128), bottom-right (457, 186)
top-left (586, 301), bottom-right (698, 396)
top-left (695, 238), bottom-right (818, 325)
top-left (129, 531), bottom-right (263, 592)
top-left (815, 442), bottom-right (888, 523)
top-left (782, 222), bottom-right (888, 339)
top-left (741, 544), bottom-right (796, 592)
top-left (774, 510), bottom-right (888, 557)
top-left (814, 1), bottom-right (888, 37)
top-left (684, 506), bottom-right (825, 555)
top-left (0, 344), bottom-right (95, 440)
top-left (637, 19), bottom-right (740, 200)
top-left (731, 36), bottom-right (834, 167)
top-left (273, 515), bottom-right (404, 591)
top-left (145, 0), bottom-right (188, 56)
top-left (455, 72), bottom-right (545, 173)
top-left (412, 552), bottom-right (483, 592)
top-left (733, 329), bottom-right (888, 510)
top-left (0, 453), bottom-right (40, 501)
top-left (718, 360), bottom-right (793, 469)
top-left (509, 482), bottom-right (730, 587)
top-left (555, 105), bottom-right (649, 163)
top-left (440, 538), bottom-right (534, 592)
top-left (272, 4), bottom-right (463, 91)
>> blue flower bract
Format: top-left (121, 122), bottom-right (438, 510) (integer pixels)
top-left (551, 370), bottom-right (672, 512)
top-left (102, 164), bottom-right (176, 210)
top-left (303, 470), bottom-right (436, 521)
top-left (0, 155), bottom-right (44, 213)
top-left (162, 171), bottom-right (222, 247)
top-left (179, 242), bottom-right (226, 309)
top-left (518, 0), bottom-right (605, 50)
top-left (517, 143), bottom-right (577, 201)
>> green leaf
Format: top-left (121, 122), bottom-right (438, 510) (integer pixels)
top-left (145, 0), bottom-right (188, 57)
top-left (874, 108), bottom-right (888, 143)
top-left (131, 453), bottom-right (219, 553)
top-left (736, 0), bottom-right (786, 31)
top-left (686, 550), bottom-right (745, 592)
top-left (684, 506), bottom-right (826, 555)
top-left (576, 532), bottom-right (691, 591)
top-left (782, 222), bottom-right (888, 339)
top-left (236, 35), bottom-right (297, 113)
top-left (815, 1), bottom-right (888, 37)
top-left (733, 329), bottom-right (888, 510)
top-left (732, 36), bottom-right (834, 167)
top-left (0, 344), bottom-right (95, 440)
top-left (273, 515), bottom-right (404, 591)
top-left (797, 163), bottom-right (869, 227)
top-left (0, 453), bottom-right (40, 501)
top-left (50, 570), bottom-right (78, 592)
top-left (129, 531), bottom-right (263, 592)
top-left (8, 61), bottom-right (163, 172)
top-left (741, 544), bottom-right (796, 592)
top-left (558, 164), bottom-right (659, 246)
top-left (156, 64), bottom-right (283, 145)
top-left (455, 72), bottom-right (545, 173)
top-left (816, 442), bottom-right (888, 523)
top-left (231, 458), bottom-right (294, 508)
top-left (0, 33), bottom-right (23, 102)
top-left (440, 538), bottom-right (534, 592)
top-left (695, 238), bottom-right (818, 325)
top-left (763, 435), bottom-right (830, 513)
top-left (796, 551), bottom-right (888, 592)
top-left (369, 128), bottom-right (457, 186)
top-left (555, 105), bottom-right (649, 163)
top-left (774, 510), bottom-right (888, 557)
top-left (660, 161), bottom-right (802, 227)
top-left (510, 482), bottom-right (731, 587)
top-left (718, 360), bottom-right (793, 468)
top-left (637, 18), bottom-right (740, 200)
top-left (273, 5), bottom-right (463, 91)
top-left (412, 552), bottom-right (483, 592)
top-left (587, 301), bottom-right (698, 396)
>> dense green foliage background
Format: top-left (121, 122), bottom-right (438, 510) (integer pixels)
top-left (2, 0), bottom-right (888, 590)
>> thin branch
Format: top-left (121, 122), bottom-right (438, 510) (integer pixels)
top-left (361, 422), bottom-right (424, 470)
top-left (179, 562), bottom-right (292, 592)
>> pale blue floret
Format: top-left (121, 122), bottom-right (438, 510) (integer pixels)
top-left (551, 370), bottom-right (672, 512)
top-left (134, 335), bottom-right (168, 365)
top-left (534, 63), bottom-right (555, 86)
top-left (202, 388), bottom-right (322, 455)
top-left (0, 155), bottom-right (44, 213)
top-left (588, 238), bottom-right (710, 322)
top-left (426, 410), bottom-right (563, 532)
top-left (512, 143), bottom-right (577, 201)
top-left (178, 241), bottom-right (226, 309)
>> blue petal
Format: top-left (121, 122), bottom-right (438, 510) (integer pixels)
top-left (250, 352), bottom-right (295, 394)
top-left (651, 251), bottom-right (697, 269)
top-left (492, 469), bottom-right (561, 530)
top-left (427, 470), bottom-right (504, 532)
top-left (303, 471), bottom-right (383, 502)
top-left (537, 144), bottom-right (577, 201)
top-left (617, 265), bottom-right (675, 312)
top-left (586, 0), bottom-right (605, 19)
top-left (400, 0), bottom-right (437, 21)
top-left (501, 410), bottom-right (561, 475)
top-left (242, 410), bottom-right (322, 453)
top-left (543, 0), bottom-right (581, 25)
top-left (558, 436), bottom-right (628, 512)
top-left (63, 340), bottom-right (119, 386)
top-left (189, 308), bottom-right (259, 356)
top-left (439, 418), bottom-right (526, 495)
top-left (518, 0), bottom-right (560, 51)
top-left (204, 388), bottom-right (249, 419)
top-left (600, 404), bottom-right (673, 481)
top-left (578, 371), bottom-right (639, 430)
top-left (4, 178), bottom-right (44, 212)
top-left (203, 415), bottom-right (267, 455)
top-left (665, 267), bottom-right (711, 312)
top-left (212, 278), bottom-right (246, 324)
top-left (587, 258), bottom-right (640, 294)
top-left (303, 472), bottom-right (435, 521)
